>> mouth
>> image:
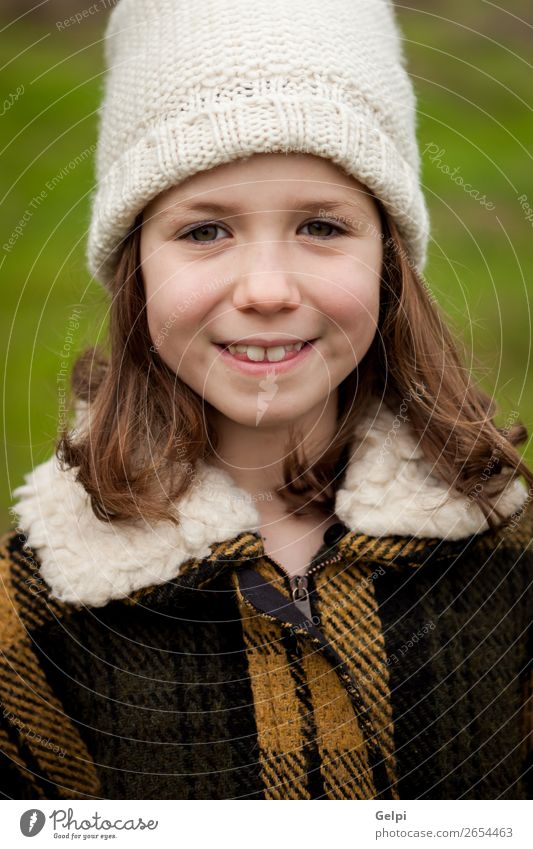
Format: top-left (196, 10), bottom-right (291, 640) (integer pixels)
top-left (213, 339), bottom-right (318, 371)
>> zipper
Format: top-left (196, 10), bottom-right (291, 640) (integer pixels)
top-left (289, 574), bottom-right (312, 620)
top-left (270, 549), bottom-right (345, 622)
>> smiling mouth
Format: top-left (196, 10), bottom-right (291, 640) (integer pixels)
top-left (215, 339), bottom-right (317, 363)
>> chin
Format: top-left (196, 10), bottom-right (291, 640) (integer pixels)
top-left (213, 403), bottom-right (295, 429)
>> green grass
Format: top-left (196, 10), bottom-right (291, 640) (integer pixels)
top-left (2, 5), bottom-right (532, 531)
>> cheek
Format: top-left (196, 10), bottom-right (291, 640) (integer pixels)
top-left (322, 273), bottom-right (381, 333)
top-left (145, 294), bottom-right (183, 353)
top-left (142, 249), bottom-right (214, 346)
top-left (318, 237), bottom-right (382, 327)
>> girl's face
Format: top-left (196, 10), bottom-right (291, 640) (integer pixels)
top-left (140, 153), bottom-right (383, 428)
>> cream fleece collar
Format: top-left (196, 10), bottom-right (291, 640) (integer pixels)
top-left (10, 398), bottom-right (528, 608)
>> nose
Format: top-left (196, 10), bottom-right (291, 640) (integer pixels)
top-left (231, 241), bottom-right (302, 314)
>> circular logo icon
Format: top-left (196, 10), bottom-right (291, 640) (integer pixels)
top-left (20, 809), bottom-right (46, 837)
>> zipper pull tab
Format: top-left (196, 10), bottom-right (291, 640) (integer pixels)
top-left (290, 575), bottom-right (313, 623)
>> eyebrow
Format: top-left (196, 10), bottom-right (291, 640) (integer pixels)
top-left (154, 197), bottom-right (373, 221)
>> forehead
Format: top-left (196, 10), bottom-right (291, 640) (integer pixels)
top-left (144, 152), bottom-right (377, 218)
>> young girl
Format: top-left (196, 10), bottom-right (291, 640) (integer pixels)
top-left (1, 0), bottom-right (532, 801)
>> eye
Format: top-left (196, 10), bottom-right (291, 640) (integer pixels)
top-left (179, 222), bottom-right (230, 244)
top-left (300, 219), bottom-right (347, 239)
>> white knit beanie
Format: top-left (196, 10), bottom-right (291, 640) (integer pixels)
top-left (88, 0), bottom-right (429, 288)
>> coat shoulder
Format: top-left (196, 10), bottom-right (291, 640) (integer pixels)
top-left (0, 528), bottom-right (67, 650)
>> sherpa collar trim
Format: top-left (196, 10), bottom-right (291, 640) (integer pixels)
top-left (10, 397), bottom-right (528, 608)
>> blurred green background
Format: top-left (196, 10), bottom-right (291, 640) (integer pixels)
top-left (1, 0), bottom-right (532, 532)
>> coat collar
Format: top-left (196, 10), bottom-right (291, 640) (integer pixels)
top-left (10, 397), bottom-right (528, 608)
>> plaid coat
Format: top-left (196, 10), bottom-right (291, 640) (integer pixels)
top-left (1, 399), bottom-right (531, 799)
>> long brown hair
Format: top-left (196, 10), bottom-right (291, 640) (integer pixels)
top-left (57, 209), bottom-right (533, 529)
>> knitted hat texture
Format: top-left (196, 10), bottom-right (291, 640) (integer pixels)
top-left (87, 0), bottom-right (430, 287)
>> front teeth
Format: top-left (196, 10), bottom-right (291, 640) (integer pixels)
top-left (227, 342), bottom-right (305, 362)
